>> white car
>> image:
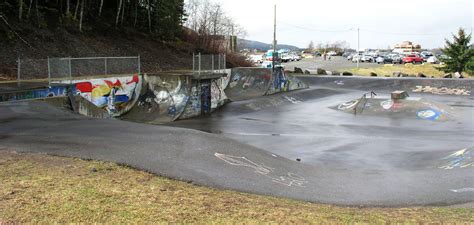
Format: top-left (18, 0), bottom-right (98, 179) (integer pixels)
top-left (351, 54), bottom-right (362, 63)
top-left (361, 55), bottom-right (374, 63)
top-left (290, 54), bottom-right (301, 61)
top-left (249, 55), bottom-right (263, 64)
top-left (427, 56), bottom-right (439, 64)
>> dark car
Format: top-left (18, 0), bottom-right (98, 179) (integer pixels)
top-left (375, 56), bottom-right (393, 64)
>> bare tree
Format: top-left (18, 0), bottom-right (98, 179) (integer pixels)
top-left (27, 0), bottom-right (33, 18)
top-left (147, 0), bottom-right (151, 32)
top-left (116, 0), bottom-right (122, 26)
top-left (98, 0), bottom-right (103, 16)
top-left (79, 0), bottom-right (84, 31)
top-left (66, 0), bottom-right (70, 15)
top-left (74, 0), bottom-right (80, 20)
top-left (18, 0), bottom-right (23, 20)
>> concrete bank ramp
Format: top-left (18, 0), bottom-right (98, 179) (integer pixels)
top-left (297, 76), bottom-right (473, 95)
top-left (225, 68), bottom-right (308, 101)
top-left (121, 75), bottom-right (191, 124)
top-left (335, 96), bottom-right (456, 121)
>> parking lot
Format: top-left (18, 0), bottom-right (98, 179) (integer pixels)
top-left (282, 56), bottom-right (383, 73)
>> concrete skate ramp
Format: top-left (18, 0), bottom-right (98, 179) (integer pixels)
top-left (121, 74), bottom-right (190, 124)
top-left (335, 96), bottom-right (456, 121)
top-left (297, 76), bottom-right (473, 94)
top-left (225, 68), bottom-right (309, 102)
top-left (1, 99), bottom-right (473, 207)
top-left (225, 67), bottom-right (274, 101)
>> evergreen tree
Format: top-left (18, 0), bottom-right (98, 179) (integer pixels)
top-left (439, 28), bottom-right (474, 74)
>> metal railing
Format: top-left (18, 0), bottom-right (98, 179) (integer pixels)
top-left (354, 91), bottom-right (377, 115)
top-left (16, 56), bottom-right (141, 85)
top-left (192, 53), bottom-right (226, 74)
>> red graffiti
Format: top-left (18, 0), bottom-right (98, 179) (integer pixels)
top-left (76, 82), bottom-right (93, 93)
top-left (127, 75), bottom-right (139, 85)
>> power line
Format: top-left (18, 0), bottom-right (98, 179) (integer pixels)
top-left (360, 29), bottom-right (447, 36)
top-left (277, 20), bottom-right (468, 37)
top-left (277, 21), bottom-right (353, 33)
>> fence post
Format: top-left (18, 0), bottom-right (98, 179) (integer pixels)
top-left (68, 57), bottom-right (72, 83)
top-left (137, 55), bottom-right (141, 75)
top-left (104, 57), bottom-right (108, 75)
top-left (218, 54), bottom-right (221, 71)
top-left (192, 53), bottom-right (195, 72)
top-left (198, 52), bottom-right (201, 75)
top-left (212, 55), bottom-right (214, 72)
top-left (17, 57), bottom-right (21, 87)
top-left (223, 54), bottom-right (226, 69)
top-left (47, 57), bottom-right (51, 87)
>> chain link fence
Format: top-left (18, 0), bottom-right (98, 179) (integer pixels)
top-left (16, 56), bottom-right (141, 85)
top-left (192, 53), bottom-right (226, 74)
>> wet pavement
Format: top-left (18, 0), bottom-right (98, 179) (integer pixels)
top-left (170, 86), bottom-right (474, 171)
top-left (1, 76), bottom-right (473, 207)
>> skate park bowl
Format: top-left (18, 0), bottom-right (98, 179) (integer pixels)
top-left (0, 74), bottom-right (473, 207)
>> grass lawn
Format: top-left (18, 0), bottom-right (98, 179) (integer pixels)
top-left (346, 63), bottom-right (473, 78)
top-left (0, 150), bottom-right (473, 223)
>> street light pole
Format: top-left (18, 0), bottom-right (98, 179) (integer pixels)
top-left (272, 4), bottom-right (276, 72)
top-left (357, 28), bottom-right (360, 69)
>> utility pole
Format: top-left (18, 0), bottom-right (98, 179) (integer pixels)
top-left (357, 28), bottom-right (360, 69)
top-left (272, 4), bottom-right (277, 72)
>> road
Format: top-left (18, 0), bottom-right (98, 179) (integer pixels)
top-left (282, 56), bottom-right (382, 73)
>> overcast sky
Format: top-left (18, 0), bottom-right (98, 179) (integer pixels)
top-left (212, 0), bottom-right (473, 49)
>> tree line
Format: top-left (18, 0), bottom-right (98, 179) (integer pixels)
top-left (184, 0), bottom-right (246, 53)
top-left (0, 0), bottom-right (186, 40)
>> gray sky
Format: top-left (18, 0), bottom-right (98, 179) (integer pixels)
top-left (213, 0), bottom-right (473, 49)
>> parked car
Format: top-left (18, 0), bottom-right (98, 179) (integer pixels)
top-left (347, 54), bottom-right (354, 61)
top-left (361, 55), bottom-right (374, 63)
top-left (376, 56), bottom-right (393, 64)
top-left (290, 54), bottom-right (301, 61)
top-left (342, 52), bottom-right (354, 58)
top-left (351, 54), bottom-right (362, 63)
top-left (327, 51), bottom-right (337, 56)
top-left (281, 53), bottom-right (292, 63)
top-left (427, 56), bottom-right (440, 64)
top-left (249, 55), bottom-right (263, 64)
top-left (402, 54), bottom-right (424, 64)
top-left (420, 51), bottom-right (434, 61)
top-left (389, 54), bottom-right (403, 64)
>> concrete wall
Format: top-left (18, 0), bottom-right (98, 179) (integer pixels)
top-left (0, 68), bottom-right (308, 123)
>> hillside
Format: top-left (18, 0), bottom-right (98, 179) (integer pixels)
top-left (0, 23), bottom-right (198, 80)
top-left (238, 39), bottom-right (301, 51)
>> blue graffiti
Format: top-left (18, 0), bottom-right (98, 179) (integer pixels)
top-left (416, 109), bottom-right (441, 121)
top-left (0, 85), bottom-right (73, 102)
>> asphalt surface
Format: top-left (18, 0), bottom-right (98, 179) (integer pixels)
top-left (282, 56), bottom-right (382, 72)
top-left (1, 76), bottom-right (473, 207)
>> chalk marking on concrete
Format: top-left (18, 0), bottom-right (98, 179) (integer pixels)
top-left (450, 188), bottom-right (474, 193)
top-left (215, 153), bottom-right (308, 187)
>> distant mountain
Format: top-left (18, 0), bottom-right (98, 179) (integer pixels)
top-left (238, 39), bottom-right (301, 51)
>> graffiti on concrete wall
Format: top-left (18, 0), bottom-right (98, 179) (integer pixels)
top-left (416, 109), bottom-right (442, 121)
top-left (0, 86), bottom-right (72, 102)
top-left (337, 99), bottom-right (359, 111)
top-left (439, 147), bottom-right (473, 170)
top-left (180, 81), bottom-right (202, 119)
top-left (211, 75), bottom-right (230, 110)
top-left (215, 152), bottom-right (308, 187)
top-left (75, 75), bottom-right (141, 116)
top-left (266, 68), bottom-right (288, 95)
top-left (120, 75), bottom-right (190, 124)
top-left (412, 86), bottom-right (471, 96)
